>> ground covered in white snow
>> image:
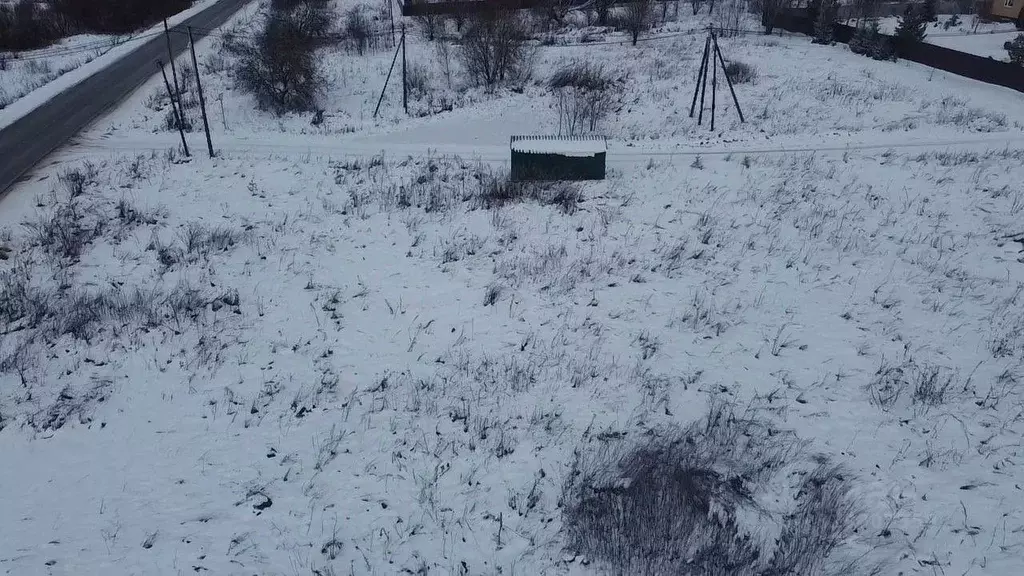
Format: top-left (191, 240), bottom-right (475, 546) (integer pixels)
top-left (2, 2), bottom-right (1024, 575)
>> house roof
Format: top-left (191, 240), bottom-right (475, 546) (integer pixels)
top-left (511, 135), bottom-right (607, 156)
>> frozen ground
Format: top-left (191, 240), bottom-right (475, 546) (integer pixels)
top-left (2, 2), bottom-right (1024, 576)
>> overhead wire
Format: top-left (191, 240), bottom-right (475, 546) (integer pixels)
top-left (3, 31), bottom-right (165, 62)
top-left (4, 11), bottom-right (758, 64)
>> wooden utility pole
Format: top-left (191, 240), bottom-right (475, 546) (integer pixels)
top-left (698, 38), bottom-right (709, 125)
top-left (187, 27), bottom-right (215, 157)
top-left (388, 0), bottom-right (396, 47)
top-left (374, 32), bottom-right (404, 117)
top-left (713, 32), bottom-right (745, 123)
top-left (711, 31), bottom-right (718, 131)
top-left (690, 30), bottom-right (745, 130)
top-left (163, 20), bottom-right (183, 122)
top-left (158, 60), bottom-right (190, 157)
top-left (218, 94), bottom-right (228, 131)
top-left (401, 24), bottom-right (408, 115)
top-left (689, 35), bottom-right (711, 118)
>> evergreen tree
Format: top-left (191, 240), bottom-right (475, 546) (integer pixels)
top-left (895, 4), bottom-right (927, 44)
top-left (850, 20), bottom-right (895, 60)
top-left (806, 0), bottom-right (822, 25)
top-left (1006, 33), bottom-right (1024, 65)
top-left (922, 0), bottom-right (938, 22)
top-left (812, 0), bottom-right (837, 44)
top-left (849, 23), bottom-right (870, 54)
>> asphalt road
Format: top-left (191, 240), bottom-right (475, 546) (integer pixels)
top-left (0, 0), bottom-right (250, 196)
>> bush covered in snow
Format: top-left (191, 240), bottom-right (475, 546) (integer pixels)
top-left (233, 0), bottom-right (333, 114)
top-left (562, 399), bottom-right (861, 575)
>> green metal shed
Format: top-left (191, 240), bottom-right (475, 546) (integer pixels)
top-left (510, 135), bottom-right (607, 182)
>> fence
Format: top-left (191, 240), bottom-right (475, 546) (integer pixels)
top-left (775, 12), bottom-right (1024, 94)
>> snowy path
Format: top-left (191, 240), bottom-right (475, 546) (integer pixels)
top-left (67, 129), bottom-right (1024, 166)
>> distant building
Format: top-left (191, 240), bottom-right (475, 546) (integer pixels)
top-left (988, 0), bottom-right (1023, 22)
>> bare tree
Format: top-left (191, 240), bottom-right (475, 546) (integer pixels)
top-left (451, 9), bottom-right (467, 33)
top-left (713, 0), bottom-right (745, 35)
top-left (753, 0), bottom-right (789, 33)
top-left (345, 6), bottom-right (377, 54)
top-left (435, 39), bottom-right (454, 89)
top-left (459, 10), bottom-right (533, 88)
top-left (849, 0), bottom-right (881, 23)
top-left (410, 0), bottom-right (443, 40)
top-left (593, 0), bottom-right (614, 25)
top-left (537, 0), bottom-right (574, 27)
top-left (549, 61), bottom-right (620, 135)
top-left (235, 3), bottom-right (327, 114)
top-left (623, 0), bottom-right (653, 45)
top-left (691, 0), bottom-right (703, 15)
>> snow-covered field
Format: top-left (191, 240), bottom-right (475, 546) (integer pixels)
top-left (2, 2), bottom-right (1024, 575)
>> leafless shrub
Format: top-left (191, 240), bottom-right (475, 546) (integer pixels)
top-left (535, 0), bottom-right (574, 27)
top-left (58, 163), bottom-right (96, 198)
top-left (235, 6), bottom-right (326, 114)
top-left (622, 0), bottom-right (653, 45)
top-left (115, 198), bottom-right (159, 227)
top-left (549, 60), bottom-right (620, 135)
top-left (483, 283), bottom-right (503, 306)
top-left (752, 0), bottom-right (788, 34)
top-left (53, 286), bottom-right (163, 340)
top-left (459, 10), bottom-right (534, 88)
top-left (478, 174), bottom-right (581, 213)
top-left (713, 0), bottom-right (746, 36)
top-left (562, 398), bottom-right (861, 575)
top-left (165, 281), bottom-right (207, 327)
top-left (769, 464), bottom-right (860, 574)
top-left (344, 6), bottom-right (377, 54)
top-left (313, 424), bottom-right (350, 471)
top-left (406, 61), bottom-right (431, 99)
top-left (672, 290), bottom-right (730, 336)
top-left (724, 60), bottom-right (757, 83)
top-left (410, 0), bottom-right (443, 40)
top-left (0, 265), bottom-right (53, 327)
top-left (178, 222), bottom-right (244, 258)
top-left (23, 200), bottom-right (105, 260)
top-left (593, 0), bottom-right (614, 25)
top-left (867, 358), bottom-right (958, 412)
top-left (30, 377), bottom-right (113, 431)
top-left (434, 39), bottom-right (455, 89)
top-left (928, 96), bottom-right (1006, 130)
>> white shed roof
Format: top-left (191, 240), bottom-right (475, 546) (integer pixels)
top-left (511, 135), bottom-right (607, 156)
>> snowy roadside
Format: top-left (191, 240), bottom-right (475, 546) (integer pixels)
top-left (0, 0), bottom-right (222, 130)
top-left (1, 34), bottom-right (129, 111)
